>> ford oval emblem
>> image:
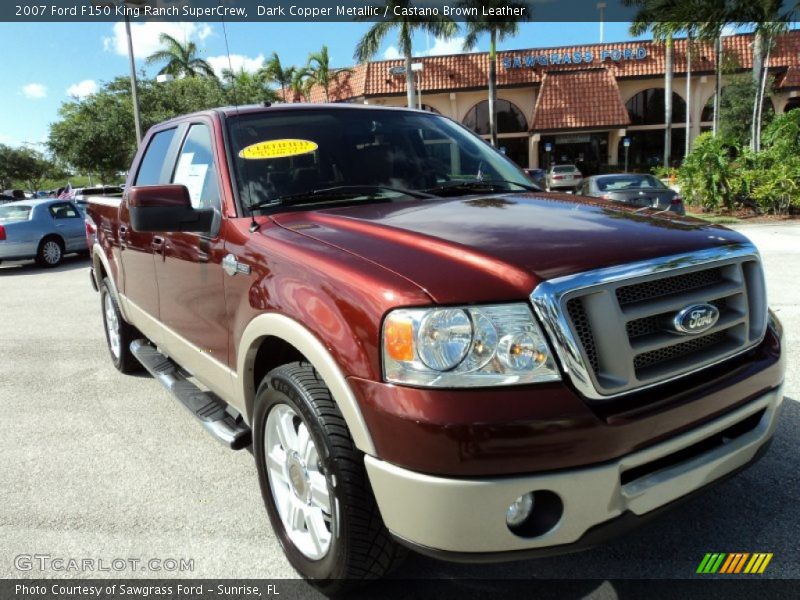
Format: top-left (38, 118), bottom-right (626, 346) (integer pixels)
top-left (672, 303), bottom-right (720, 335)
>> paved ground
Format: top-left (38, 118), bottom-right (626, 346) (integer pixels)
top-left (0, 223), bottom-right (797, 589)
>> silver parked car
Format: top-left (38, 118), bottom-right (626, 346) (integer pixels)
top-left (0, 199), bottom-right (88, 267)
top-left (545, 164), bottom-right (583, 192)
top-left (578, 173), bottom-right (685, 215)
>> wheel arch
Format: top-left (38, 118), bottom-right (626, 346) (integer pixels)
top-left (39, 232), bottom-right (64, 250)
top-left (238, 313), bottom-right (376, 455)
top-left (91, 243), bottom-right (128, 322)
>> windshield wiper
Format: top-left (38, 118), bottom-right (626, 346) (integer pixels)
top-left (249, 185), bottom-right (435, 211)
top-left (421, 179), bottom-right (540, 196)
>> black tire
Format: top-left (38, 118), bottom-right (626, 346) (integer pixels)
top-left (100, 277), bottom-right (142, 373)
top-left (36, 236), bottom-right (64, 267)
top-left (253, 362), bottom-right (406, 594)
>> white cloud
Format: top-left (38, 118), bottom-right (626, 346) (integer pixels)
top-left (383, 46), bottom-right (402, 60)
top-left (103, 22), bottom-right (213, 61)
top-left (207, 53), bottom-right (265, 78)
top-left (424, 36), bottom-right (466, 57)
top-left (22, 83), bottom-right (47, 99)
top-left (66, 80), bottom-right (99, 99)
top-left (382, 37), bottom-right (467, 61)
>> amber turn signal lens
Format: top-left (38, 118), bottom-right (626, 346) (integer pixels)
top-left (384, 317), bottom-right (414, 362)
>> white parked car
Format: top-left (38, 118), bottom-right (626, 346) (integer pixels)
top-left (545, 164), bottom-right (583, 192)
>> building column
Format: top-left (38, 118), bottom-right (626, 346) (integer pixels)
top-left (608, 129), bottom-right (624, 166)
top-left (529, 134), bottom-right (539, 169)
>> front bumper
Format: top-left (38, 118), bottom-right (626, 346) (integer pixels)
top-left (366, 385), bottom-right (782, 556)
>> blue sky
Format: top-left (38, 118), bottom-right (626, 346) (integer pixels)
top-left (0, 21), bottom-right (653, 151)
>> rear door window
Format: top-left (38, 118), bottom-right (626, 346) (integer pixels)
top-left (135, 128), bottom-right (179, 186)
top-left (48, 202), bottom-right (80, 219)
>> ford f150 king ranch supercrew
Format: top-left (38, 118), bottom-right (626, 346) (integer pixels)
top-left (87, 105), bottom-right (784, 592)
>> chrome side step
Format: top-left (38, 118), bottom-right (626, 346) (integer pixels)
top-left (130, 339), bottom-right (251, 450)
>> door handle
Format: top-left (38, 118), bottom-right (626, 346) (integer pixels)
top-left (118, 225), bottom-right (128, 239)
top-left (151, 236), bottom-right (165, 252)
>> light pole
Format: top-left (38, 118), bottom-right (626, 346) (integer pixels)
top-left (124, 6), bottom-right (143, 146)
top-left (96, 0), bottom-right (145, 147)
top-left (597, 3), bottom-right (607, 43)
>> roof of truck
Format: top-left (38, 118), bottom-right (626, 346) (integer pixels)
top-left (156, 103), bottom-right (431, 127)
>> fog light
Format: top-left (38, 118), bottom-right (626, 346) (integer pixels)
top-left (506, 493), bottom-right (534, 527)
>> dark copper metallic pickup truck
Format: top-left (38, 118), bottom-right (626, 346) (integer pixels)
top-left (87, 105), bottom-right (784, 592)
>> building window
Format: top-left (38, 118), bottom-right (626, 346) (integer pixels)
top-left (626, 88), bottom-right (687, 125)
top-left (462, 99), bottom-right (528, 134)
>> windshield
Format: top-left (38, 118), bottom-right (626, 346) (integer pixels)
top-left (0, 204), bottom-right (32, 221)
top-left (553, 165), bottom-right (578, 173)
top-left (596, 175), bottom-right (666, 191)
top-left (227, 108), bottom-right (531, 211)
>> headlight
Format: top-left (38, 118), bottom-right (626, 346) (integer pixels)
top-left (382, 303), bottom-right (561, 387)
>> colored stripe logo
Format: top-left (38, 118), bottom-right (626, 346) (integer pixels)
top-left (697, 552), bottom-right (773, 574)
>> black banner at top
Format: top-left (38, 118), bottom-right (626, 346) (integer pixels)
top-left (3, 0), bottom-right (649, 23)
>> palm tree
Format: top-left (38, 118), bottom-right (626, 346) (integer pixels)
top-left (259, 52), bottom-right (295, 102)
top-left (290, 66), bottom-right (312, 101)
top-left (304, 45), bottom-right (353, 102)
top-left (146, 33), bottom-right (216, 79)
top-left (221, 68), bottom-right (278, 105)
top-left (354, 0), bottom-right (457, 108)
top-left (630, 19), bottom-right (683, 166)
top-left (731, 0), bottom-right (791, 151)
top-left (460, 0), bottom-right (531, 147)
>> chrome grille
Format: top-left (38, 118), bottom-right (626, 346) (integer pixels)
top-left (616, 267), bottom-right (724, 306)
top-left (531, 244), bottom-right (768, 400)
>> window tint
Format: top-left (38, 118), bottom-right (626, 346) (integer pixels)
top-left (0, 205), bottom-right (32, 221)
top-left (227, 109), bottom-right (530, 209)
top-left (595, 175), bottom-right (666, 191)
top-left (49, 203), bottom-right (80, 219)
top-left (135, 128), bottom-right (177, 186)
top-left (172, 124), bottom-right (220, 210)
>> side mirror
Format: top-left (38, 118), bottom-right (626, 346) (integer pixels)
top-left (127, 185), bottom-right (214, 233)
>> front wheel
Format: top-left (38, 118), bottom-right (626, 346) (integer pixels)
top-left (254, 362), bottom-right (405, 593)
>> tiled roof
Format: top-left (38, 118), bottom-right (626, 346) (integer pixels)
top-left (778, 65), bottom-right (800, 89)
top-left (301, 30), bottom-right (800, 102)
top-left (531, 68), bottom-right (630, 131)
top-left (303, 64), bottom-right (368, 103)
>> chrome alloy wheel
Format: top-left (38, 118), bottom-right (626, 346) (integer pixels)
top-left (265, 403), bottom-right (332, 560)
top-left (104, 293), bottom-right (121, 360)
top-left (42, 240), bottom-right (62, 265)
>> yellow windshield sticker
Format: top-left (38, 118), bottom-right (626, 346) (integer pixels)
top-left (239, 139), bottom-right (318, 160)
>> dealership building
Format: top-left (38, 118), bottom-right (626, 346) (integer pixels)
top-left (302, 30), bottom-right (800, 172)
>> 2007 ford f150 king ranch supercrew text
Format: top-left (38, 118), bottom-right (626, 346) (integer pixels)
top-left (86, 105), bottom-right (784, 592)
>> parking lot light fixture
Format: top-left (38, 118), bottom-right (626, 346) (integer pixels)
top-left (95, 0), bottom-right (148, 146)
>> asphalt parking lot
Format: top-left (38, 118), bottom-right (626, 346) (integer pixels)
top-left (0, 223), bottom-right (797, 590)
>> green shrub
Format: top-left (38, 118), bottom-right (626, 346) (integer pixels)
top-left (678, 133), bottom-right (736, 211)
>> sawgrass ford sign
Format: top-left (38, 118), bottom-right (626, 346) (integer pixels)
top-left (503, 46), bottom-right (648, 69)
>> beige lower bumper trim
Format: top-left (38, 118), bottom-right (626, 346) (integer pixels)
top-left (365, 386), bottom-right (783, 553)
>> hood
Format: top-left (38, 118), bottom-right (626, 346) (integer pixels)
top-left (270, 193), bottom-right (749, 304)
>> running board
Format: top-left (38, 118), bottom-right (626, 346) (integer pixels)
top-left (130, 339), bottom-right (251, 450)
